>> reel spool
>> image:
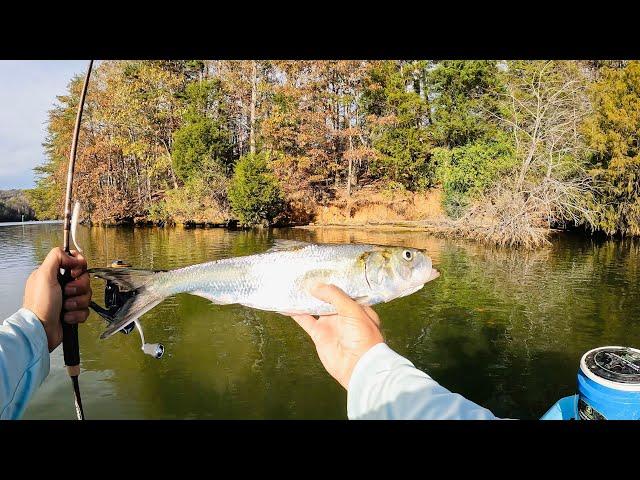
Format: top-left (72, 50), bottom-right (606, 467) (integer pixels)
top-left (105, 260), bottom-right (135, 335)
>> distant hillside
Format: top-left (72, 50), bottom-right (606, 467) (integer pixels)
top-left (0, 190), bottom-right (36, 222)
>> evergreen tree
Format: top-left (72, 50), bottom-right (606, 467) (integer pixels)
top-left (228, 152), bottom-right (284, 226)
top-left (584, 61), bottom-right (640, 235)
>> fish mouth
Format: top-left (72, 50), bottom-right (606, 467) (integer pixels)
top-left (400, 283), bottom-right (426, 297)
top-left (419, 267), bottom-right (439, 284)
top-left (427, 268), bottom-right (440, 282)
top-left (397, 268), bottom-right (439, 298)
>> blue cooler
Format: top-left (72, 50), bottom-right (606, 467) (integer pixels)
top-left (576, 346), bottom-right (640, 420)
top-left (542, 346), bottom-right (640, 420)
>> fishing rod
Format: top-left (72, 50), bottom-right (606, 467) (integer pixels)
top-left (60, 59), bottom-right (93, 420)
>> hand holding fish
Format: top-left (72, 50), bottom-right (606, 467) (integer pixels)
top-left (23, 247), bottom-right (91, 352)
top-left (290, 283), bottom-right (385, 389)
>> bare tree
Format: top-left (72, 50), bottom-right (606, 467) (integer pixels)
top-left (250, 60), bottom-right (257, 155)
top-left (462, 61), bottom-right (597, 247)
top-left (495, 62), bottom-right (589, 188)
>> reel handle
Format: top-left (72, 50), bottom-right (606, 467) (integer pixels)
top-left (142, 343), bottom-right (165, 359)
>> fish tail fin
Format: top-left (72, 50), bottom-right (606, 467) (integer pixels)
top-left (88, 268), bottom-right (169, 339)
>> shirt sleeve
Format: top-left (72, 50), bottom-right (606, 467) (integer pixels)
top-left (0, 308), bottom-right (50, 420)
top-left (347, 343), bottom-right (500, 420)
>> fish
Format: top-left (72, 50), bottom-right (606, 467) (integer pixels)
top-left (88, 240), bottom-right (440, 340)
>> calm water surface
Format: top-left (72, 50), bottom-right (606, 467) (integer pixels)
top-left (1, 222), bottom-right (639, 419)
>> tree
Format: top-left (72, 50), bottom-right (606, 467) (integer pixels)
top-left (427, 60), bottom-right (503, 148)
top-left (498, 61), bottom-right (594, 227)
top-left (29, 73), bottom-right (89, 220)
top-left (172, 80), bottom-right (234, 181)
top-left (82, 60), bottom-right (189, 223)
top-left (584, 61), bottom-right (640, 235)
top-left (433, 134), bottom-right (515, 217)
top-left (427, 61), bottom-right (513, 215)
top-left (0, 190), bottom-right (36, 221)
top-left (454, 61), bottom-right (596, 247)
top-left (361, 61), bottom-right (432, 190)
top-left (228, 152), bottom-right (284, 226)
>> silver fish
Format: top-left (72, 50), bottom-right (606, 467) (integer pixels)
top-left (89, 240), bottom-right (440, 339)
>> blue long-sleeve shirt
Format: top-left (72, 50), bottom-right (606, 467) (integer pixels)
top-left (0, 308), bottom-right (50, 419)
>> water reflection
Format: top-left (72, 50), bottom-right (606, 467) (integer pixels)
top-left (1, 223), bottom-right (639, 419)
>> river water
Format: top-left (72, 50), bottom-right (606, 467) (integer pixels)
top-left (1, 222), bottom-right (639, 419)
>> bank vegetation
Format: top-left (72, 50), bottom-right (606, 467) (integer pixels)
top-left (28, 60), bottom-right (640, 247)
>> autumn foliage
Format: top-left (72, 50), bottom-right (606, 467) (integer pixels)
top-left (27, 60), bottom-right (640, 244)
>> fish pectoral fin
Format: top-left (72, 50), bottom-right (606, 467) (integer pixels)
top-left (189, 290), bottom-right (235, 305)
top-left (266, 239), bottom-right (311, 253)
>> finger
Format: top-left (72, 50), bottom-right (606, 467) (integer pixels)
top-left (64, 292), bottom-right (91, 311)
top-left (42, 247), bottom-right (84, 276)
top-left (291, 314), bottom-right (317, 337)
top-left (64, 272), bottom-right (91, 296)
top-left (362, 306), bottom-right (381, 326)
top-left (69, 251), bottom-right (87, 278)
top-left (310, 283), bottom-right (368, 320)
top-left (63, 309), bottom-right (89, 324)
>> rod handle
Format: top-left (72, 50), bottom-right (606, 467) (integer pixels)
top-left (59, 267), bottom-right (80, 368)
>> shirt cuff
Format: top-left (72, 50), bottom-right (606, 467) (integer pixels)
top-left (11, 308), bottom-right (50, 378)
top-left (347, 343), bottom-right (421, 418)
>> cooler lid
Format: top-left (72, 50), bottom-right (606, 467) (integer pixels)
top-left (581, 346), bottom-right (640, 386)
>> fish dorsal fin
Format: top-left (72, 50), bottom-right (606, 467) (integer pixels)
top-left (266, 239), bottom-right (312, 253)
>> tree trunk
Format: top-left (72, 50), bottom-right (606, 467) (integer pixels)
top-left (161, 137), bottom-right (179, 189)
top-left (420, 69), bottom-right (432, 126)
top-left (347, 131), bottom-right (355, 197)
top-left (249, 60), bottom-right (257, 155)
top-left (170, 167), bottom-right (178, 190)
top-left (134, 159), bottom-right (142, 207)
top-left (147, 171), bottom-right (152, 204)
top-left (347, 157), bottom-right (352, 197)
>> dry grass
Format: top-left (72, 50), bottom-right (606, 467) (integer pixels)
top-left (164, 196), bottom-right (230, 225)
top-left (452, 177), bottom-right (596, 249)
top-left (306, 185), bottom-right (552, 249)
top-left (289, 177), bottom-right (595, 250)
top-left (453, 187), bottom-right (551, 248)
top-left (313, 187), bottom-right (445, 225)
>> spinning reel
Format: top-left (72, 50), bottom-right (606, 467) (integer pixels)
top-left (89, 260), bottom-right (165, 359)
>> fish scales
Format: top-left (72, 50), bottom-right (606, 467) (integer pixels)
top-left (159, 243), bottom-right (373, 313)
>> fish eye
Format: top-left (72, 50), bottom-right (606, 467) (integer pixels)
top-left (403, 250), bottom-right (413, 261)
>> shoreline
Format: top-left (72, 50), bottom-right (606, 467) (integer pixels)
top-left (296, 219), bottom-right (456, 232)
top-left (6, 217), bottom-right (569, 244)
top-left (296, 220), bottom-right (563, 236)
top-left (0, 220), bottom-right (62, 227)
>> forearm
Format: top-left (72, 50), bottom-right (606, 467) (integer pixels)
top-left (347, 343), bottom-right (499, 420)
top-left (0, 308), bottom-right (50, 419)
